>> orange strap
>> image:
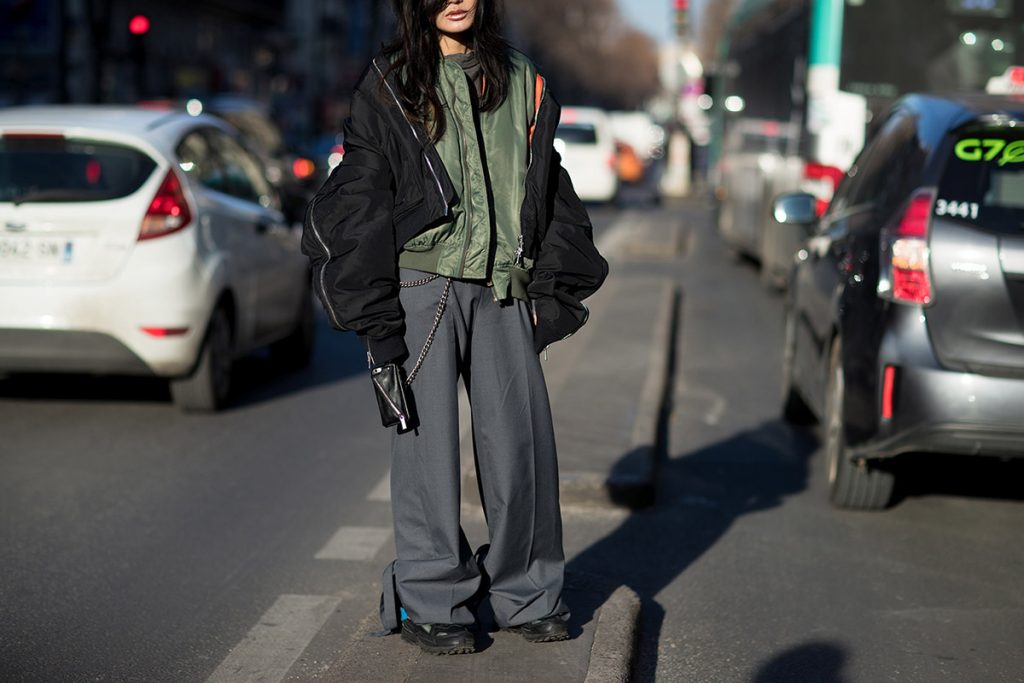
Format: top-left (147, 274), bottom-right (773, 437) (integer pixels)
top-left (528, 73), bottom-right (545, 146)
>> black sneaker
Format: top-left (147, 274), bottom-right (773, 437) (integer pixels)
top-left (400, 620), bottom-right (476, 655)
top-left (503, 614), bottom-right (570, 643)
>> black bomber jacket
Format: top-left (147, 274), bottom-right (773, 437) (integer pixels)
top-left (301, 55), bottom-right (609, 362)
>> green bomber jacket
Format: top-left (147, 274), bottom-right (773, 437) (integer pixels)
top-left (398, 50), bottom-right (540, 302)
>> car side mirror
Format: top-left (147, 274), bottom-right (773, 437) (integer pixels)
top-left (772, 193), bottom-right (818, 231)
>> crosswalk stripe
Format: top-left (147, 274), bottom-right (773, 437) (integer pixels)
top-left (205, 594), bottom-right (339, 683)
top-left (314, 525), bottom-right (392, 561)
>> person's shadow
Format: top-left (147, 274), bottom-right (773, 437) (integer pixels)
top-left (753, 641), bottom-right (849, 683)
top-left (565, 418), bottom-right (818, 681)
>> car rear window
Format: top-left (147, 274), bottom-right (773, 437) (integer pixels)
top-left (936, 128), bottom-right (1024, 234)
top-left (556, 123), bottom-right (598, 145)
top-left (0, 136), bottom-right (156, 204)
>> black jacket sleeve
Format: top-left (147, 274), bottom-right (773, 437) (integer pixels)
top-left (301, 89), bottom-right (407, 364)
top-left (527, 152), bottom-right (610, 353)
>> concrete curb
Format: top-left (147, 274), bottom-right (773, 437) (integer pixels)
top-left (461, 278), bottom-right (679, 512)
top-left (603, 280), bottom-right (678, 509)
top-left (583, 582), bottom-right (642, 683)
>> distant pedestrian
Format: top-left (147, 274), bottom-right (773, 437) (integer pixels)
top-left (301, 0), bottom-right (607, 655)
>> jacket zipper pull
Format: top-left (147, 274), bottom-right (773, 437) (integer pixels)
top-left (514, 234), bottom-right (525, 266)
top-left (398, 414), bottom-right (408, 431)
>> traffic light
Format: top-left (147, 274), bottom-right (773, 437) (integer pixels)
top-left (128, 15), bottom-right (150, 97)
top-left (674, 0), bottom-right (689, 38)
top-left (128, 15), bottom-right (150, 36)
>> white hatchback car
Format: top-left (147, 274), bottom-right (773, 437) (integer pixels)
top-left (0, 106), bottom-right (313, 411)
top-left (554, 106), bottom-right (619, 204)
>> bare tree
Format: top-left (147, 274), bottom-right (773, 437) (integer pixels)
top-left (509, 0), bottom-right (660, 110)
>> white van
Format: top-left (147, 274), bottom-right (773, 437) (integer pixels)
top-left (554, 107), bottom-right (619, 204)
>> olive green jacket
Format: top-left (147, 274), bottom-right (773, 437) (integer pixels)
top-left (398, 50), bottom-right (540, 301)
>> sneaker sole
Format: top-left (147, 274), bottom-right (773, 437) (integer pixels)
top-left (504, 627), bottom-right (571, 643)
top-left (400, 629), bottom-right (476, 655)
top-left (522, 631), bottom-right (570, 643)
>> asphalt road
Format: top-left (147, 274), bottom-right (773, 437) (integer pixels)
top-left (0, 205), bottom-right (622, 683)
top-left (2, 199), bottom-right (1022, 682)
top-left (563, 199), bottom-right (1024, 682)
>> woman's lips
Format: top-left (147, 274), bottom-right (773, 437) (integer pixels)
top-left (446, 10), bottom-right (468, 20)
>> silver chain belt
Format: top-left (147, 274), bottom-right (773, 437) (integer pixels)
top-left (399, 275), bottom-right (452, 385)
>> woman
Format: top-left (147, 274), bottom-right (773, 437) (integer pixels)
top-left (301, 0), bottom-right (607, 655)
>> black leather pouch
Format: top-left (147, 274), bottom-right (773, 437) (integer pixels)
top-left (370, 363), bottom-right (413, 431)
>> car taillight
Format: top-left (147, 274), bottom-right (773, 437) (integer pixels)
top-left (292, 157), bottom-right (316, 179)
top-left (880, 188), bottom-right (935, 305)
top-left (140, 169), bottom-right (191, 241)
top-left (803, 161), bottom-right (844, 216)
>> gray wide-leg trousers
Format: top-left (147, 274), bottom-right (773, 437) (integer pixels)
top-left (386, 268), bottom-right (567, 628)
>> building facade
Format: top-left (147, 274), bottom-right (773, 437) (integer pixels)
top-left (0, 0), bottom-right (391, 143)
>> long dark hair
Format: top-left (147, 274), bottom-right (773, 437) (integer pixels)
top-left (383, 0), bottom-right (510, 142)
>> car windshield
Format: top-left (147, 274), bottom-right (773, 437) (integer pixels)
top-left (936, 127), bottom-right (1024, 234)
top-left (0, 136), bottom-right (156, 204)
top-left (556, 123), bottom-right (598, 145)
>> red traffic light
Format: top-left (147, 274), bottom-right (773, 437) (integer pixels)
top-left (674, 0), bottom-right (689, 9)
top-left (128, 15), bottom-right (150, 36)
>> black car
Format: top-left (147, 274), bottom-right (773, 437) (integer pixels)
top-left (775, 94), bottom-right (1024, 510)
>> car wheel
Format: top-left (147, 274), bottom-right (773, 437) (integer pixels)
top-left (170, 307), bottom-right (233, 413)
top-left (759, 252), bottom-right (788, 291)
top-left (757, 218), bottom-right (788, 292)
top-left (824, 338), bottom-right (895, 510)
top-left (270, 289), bottom-right (315, 371)
top-left (781, 306), bottom-right (815, 425)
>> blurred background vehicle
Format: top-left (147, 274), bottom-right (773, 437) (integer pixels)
top-left (609, 110), bottom-right (666, 163)
top-left (614, 140), bottom-right (645, 185)
top-left (0, 106), bottom-right (314, 412)
top-left (139, 96), bottom-right (319, 225)
top-left (708, 0), bottom-right (1024, 290)
top-left (306, 132), bottom-right (346, 181)
top-left (609, 110), bottom-right (665, 204)
top-left (776, 93), bottom-right (1024, 511)
top-left (554, 106), bottom-right (619, 204)
top-left (714, 118), bottom-right (802, 286)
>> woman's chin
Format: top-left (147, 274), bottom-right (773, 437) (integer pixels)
top-left (438, 19), bottom-right (474, 34)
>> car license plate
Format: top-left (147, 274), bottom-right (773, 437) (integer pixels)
top-left (0, 236), bottom-right (72, 264)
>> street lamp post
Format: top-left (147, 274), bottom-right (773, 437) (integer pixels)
top-left (662, 0), bottom-right (693, 198)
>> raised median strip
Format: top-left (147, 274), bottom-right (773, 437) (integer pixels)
top-left (459, 274), bottom-right (679, 511)
top-left (552, 276), bottom-right (678, 509)
top-left (306, 570), bottom-right (640, 683)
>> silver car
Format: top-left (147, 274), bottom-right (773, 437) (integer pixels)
top-left (776, 94), bottom-right (1024, 510)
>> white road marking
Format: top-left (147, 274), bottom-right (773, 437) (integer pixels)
top-left (676, 385), bottom-right (728, 426)
top-left (314, 526), bottom-right (392, 561)
top-left (367, 469), bottom-right (391, 502)
top-left (206, 594), bottom-right (339, 683)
